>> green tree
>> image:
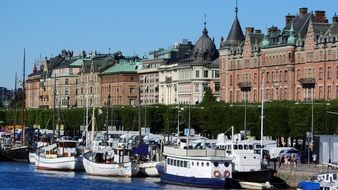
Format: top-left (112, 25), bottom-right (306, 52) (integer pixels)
top-left (200, 87), bottom-right (216, 107)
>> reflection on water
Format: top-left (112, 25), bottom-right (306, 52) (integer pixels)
top-left (0, 162), bottom-right (215, 190)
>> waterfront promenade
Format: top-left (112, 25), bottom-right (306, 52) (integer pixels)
top-left (272, 162), bottom-right (336, 188)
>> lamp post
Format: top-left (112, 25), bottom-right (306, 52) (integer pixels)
top-left (238, 82), bottom-right (252, 139)
top-left (299, 76), bottom-right (315, 167)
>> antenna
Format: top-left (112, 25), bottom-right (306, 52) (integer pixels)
top-left (204, 14), bottom-right (207, 29)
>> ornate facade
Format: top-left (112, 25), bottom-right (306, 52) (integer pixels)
top-left (220, 7), bottom-right (338, 103)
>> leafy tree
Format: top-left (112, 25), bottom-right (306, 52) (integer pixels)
top-left (200, 87), bottom-right (216, 107)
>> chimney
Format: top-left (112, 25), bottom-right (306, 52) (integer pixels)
top-left (315, 11), bottom-right (326, 23)
top-left (268, 26), bottom-right (278, 34)
top-left (245, 27), bottom-right (254, 35)
top-left (333, 14), bottom-right (338, 23)
top-left (299, 7), bottom-right (308, 16)
top-left (255, 29), bottom-right (261, 34)
top-left (285, 14), bottom-right (295, 25)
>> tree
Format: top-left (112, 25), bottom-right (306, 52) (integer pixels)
top-left (200, 87), bottom-right (216, 107)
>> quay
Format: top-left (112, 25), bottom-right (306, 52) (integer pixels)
top-left (272, 163), bottom-right (336, 188)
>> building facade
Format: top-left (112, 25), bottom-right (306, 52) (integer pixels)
top-left (139, 40), bottom-right (194, 105)
top-left (159, 24), bottom-right (220, 105)
top-left (220, 7), bottom-right (338, 103)
top-left (100, 59), bottom-right (141, 106)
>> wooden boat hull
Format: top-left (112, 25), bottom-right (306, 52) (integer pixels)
top-left (137, 161), bottom-right (160, 177)
top-left (82, 155), bottom-right (139, 177)
top-left (0, 146), bottom-right (29, 162)
top-left (34, 154), bottom-right (84, 171)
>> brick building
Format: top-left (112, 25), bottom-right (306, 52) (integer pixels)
top-left (220, 7), bottom-right (338, 103)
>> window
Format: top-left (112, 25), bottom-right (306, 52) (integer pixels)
top-left (65, 79), bottom-right (69, 85)
top-left (336, 66), bottom-right (338, 79)
top-left (195, 83), bottom-right (200, 92)
top-left (284, 70), bottom-right (288, 82)
top-left (215, 70), bottom-right (219, 78)
top-left (215, 82), bottom-right (220, 92)
top-left (204, 70), bottom-right (208, 78)
top-left (254, 73), bottom-right (257, 84)
top-left (319, 67), bottom-right (323, 80)
top-left (336, 85), bottom-right (338, 98)
top-left (328, 67), bottom-right (332, 79)
top-left (230, 75), bottom-right (233, 86)
top-left (266, 72), bottom-right (269, 83)
top-left (130, 88), bottom-right (135, 94)
top-left (196, 70), bottom-right (199, 78)
top-left (307, 52), bottom-right (313, 62)
top-left (328, 86), bottom-right (332, 100)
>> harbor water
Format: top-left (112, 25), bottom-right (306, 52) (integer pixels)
top-left (0, 162), bottom-right (212, 190)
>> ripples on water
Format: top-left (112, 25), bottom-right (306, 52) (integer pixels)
top-left (0, 162), bottom-right (213, 190)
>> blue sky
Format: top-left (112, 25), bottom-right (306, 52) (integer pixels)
top-left (0, 0), bottom-right (336, 89)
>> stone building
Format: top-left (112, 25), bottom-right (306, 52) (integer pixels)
top-left (76, 52), bottom-right (115, 108)
top-left (26, 62), bottom-right (43, 108)
top-left (159, 24), bottom-right (220, 105)
top-left (219, 7), bottom-right (338, 103)
top-left (138, 40), bottom-right (194, 105)
top-left (100, 58), bottom-right (141, 106)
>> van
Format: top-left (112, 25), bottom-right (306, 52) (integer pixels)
top-left (269, 147), bottom-right (296, 160)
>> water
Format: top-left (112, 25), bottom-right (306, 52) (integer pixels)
top-left (0, 162), bottom-right (212, 190)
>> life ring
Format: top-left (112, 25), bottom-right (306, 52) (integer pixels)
top-left (224, 170), bottom-right (230, 177)
top-left (213, 170), bottom-right (221, 177)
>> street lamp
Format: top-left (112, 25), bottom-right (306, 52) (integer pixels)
top-left (299, 76), bottom-right (315, 167)
top-left (238, 82), bottom-right (252, 139)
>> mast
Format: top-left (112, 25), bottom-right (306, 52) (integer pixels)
top-left (13, 73), bottom-right (18, 141)
top-left (260, 70), bottom-right (265, 159)
top-left (52, 73), bottom-right (56, 142)
top-left (21, 48), bottom-right (26, 145)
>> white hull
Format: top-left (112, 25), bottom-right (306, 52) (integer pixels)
top-left (83, 156), bottom-right (139, 177)
top-left (34, 154), bottom-right (84, 171)
top-left (29, 152), bottom-right (35, 164)
top-left (138, 161), bottom-right (160, 177)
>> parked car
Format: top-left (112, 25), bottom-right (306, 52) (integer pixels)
top-left (269, 147), bottom-right (296, 161)
top-left (279, 149), bottom-right (301, 159)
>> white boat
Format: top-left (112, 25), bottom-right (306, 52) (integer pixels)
top-left (34, 140), bottom-right (84, 171)
top-left (156, 136), bottom-right (234, 188)
top-left (138, 161), bottom-right (161, 177)
top-left (315, 172), bottom-right (338, 190)
top-left (82, 144), bottom-right (139, 177)
top-left (239, 181), bottom-right (272, 189)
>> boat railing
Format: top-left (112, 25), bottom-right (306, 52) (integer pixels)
top-left (163, 146), bottom-right (226, 157)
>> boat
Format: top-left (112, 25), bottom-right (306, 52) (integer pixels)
top-left (34, 140), bottom-right (84, 171)
top-left (314, 172), bottom-right (338, 190)
top-left (82, 143), bottom-right (139, 177)
top-left (0, 144), bottom-right (29, 162)
top-left (156, 136), bottom-right (234, 188)
top-left (29, 136), bottom-right (51, 164)
top-left (239, 181), bottom-right (272, 189)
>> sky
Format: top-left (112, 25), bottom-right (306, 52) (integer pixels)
top-left (0, 0), bottom-right (336, 89)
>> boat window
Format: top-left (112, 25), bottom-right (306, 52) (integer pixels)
top-left (224, 162), bottom-right (229, 167)
top-left (180, 160), bottom-right (183, 167)
top-left (227, 145), bottom-right (231, 150)
top-left (249, 145), bottom-right (253, 149)
top-left (214, 162), bottom-right (219, 167)
top-left (184, 161), bottom-right (187, 168)
top-left (238, 145), bottom-right (243, 150)
top-left (192, 161), bottom-right (194, 166)
top-left (201, 162), bottom-right (204, 167)
top-left (206, 162), bottom-right (209, 167)
top-left (197, 162), bottom-right (199, 166)
top-left (326, 175), bottom-right (329, 180)
top-left (174, 160), bottom-right (177, 166)
top-left (244, 156), bottom-right (247, 159)
top-left (244, 145), bottom-right (248, 150)
top-left (234, 145), bottom-right (238, 150)
top-left (333, 174), bottom-right (337, 180)
top-left (167, 158), bottom-right (170, 165)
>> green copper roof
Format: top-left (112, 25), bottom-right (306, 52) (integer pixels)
top-left (101, 60), bottom-right (141, 75)
top-left (261, 32), bottom-right (270, 47)
top-left (287, 21), bottom-right (296, 45)
top-left (70, 58), bottom-right (83, 66)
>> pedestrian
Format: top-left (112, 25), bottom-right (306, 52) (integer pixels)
top-left (279, 156), bottom-right (285, 169)
top-left (312, 153), bottom-right (317, 167)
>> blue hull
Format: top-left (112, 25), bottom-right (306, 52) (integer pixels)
top-left (156, 164), bottom-right (232, 189)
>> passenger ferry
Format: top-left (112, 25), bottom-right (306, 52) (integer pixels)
top-left (156, 136), bottom-right (234, 188)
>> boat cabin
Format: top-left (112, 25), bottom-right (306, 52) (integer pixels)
top-left (57, 141), bottom-right (78, 157)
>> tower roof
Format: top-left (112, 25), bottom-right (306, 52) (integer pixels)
top-left (221, 2), bottom-right (245, 48)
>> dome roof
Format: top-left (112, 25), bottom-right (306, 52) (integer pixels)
top-left (193, 26), bottom-right (219, 63)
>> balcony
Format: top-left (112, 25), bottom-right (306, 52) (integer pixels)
top-left (299, 78), bottom-right (316, 89)
top-left (238, 82), bottom-right (252, 92)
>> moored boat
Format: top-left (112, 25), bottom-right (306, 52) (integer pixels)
top-left (157, 137), bottom-right (234, 188)
top-left (34, 140), bottom-right (84, 171)
top-left (82, 144), bottom-right (139, 177)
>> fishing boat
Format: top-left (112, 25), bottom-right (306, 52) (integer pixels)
top-left (34, 140), bottom-right (84, 171)
top-left (82, 143), bottom-right (139, 177)
top-left (156, 136), bottom-right (234, 188)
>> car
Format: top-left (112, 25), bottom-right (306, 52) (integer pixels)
top-left (280, 149), bottom-right (301, 160)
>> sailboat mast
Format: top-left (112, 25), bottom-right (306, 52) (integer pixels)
top-left (52, 73), bottom-right (56, 142)
top-left (21, 48), bottom-right (26, 145)
top-left (13, 73), bottom-right (18, 141)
